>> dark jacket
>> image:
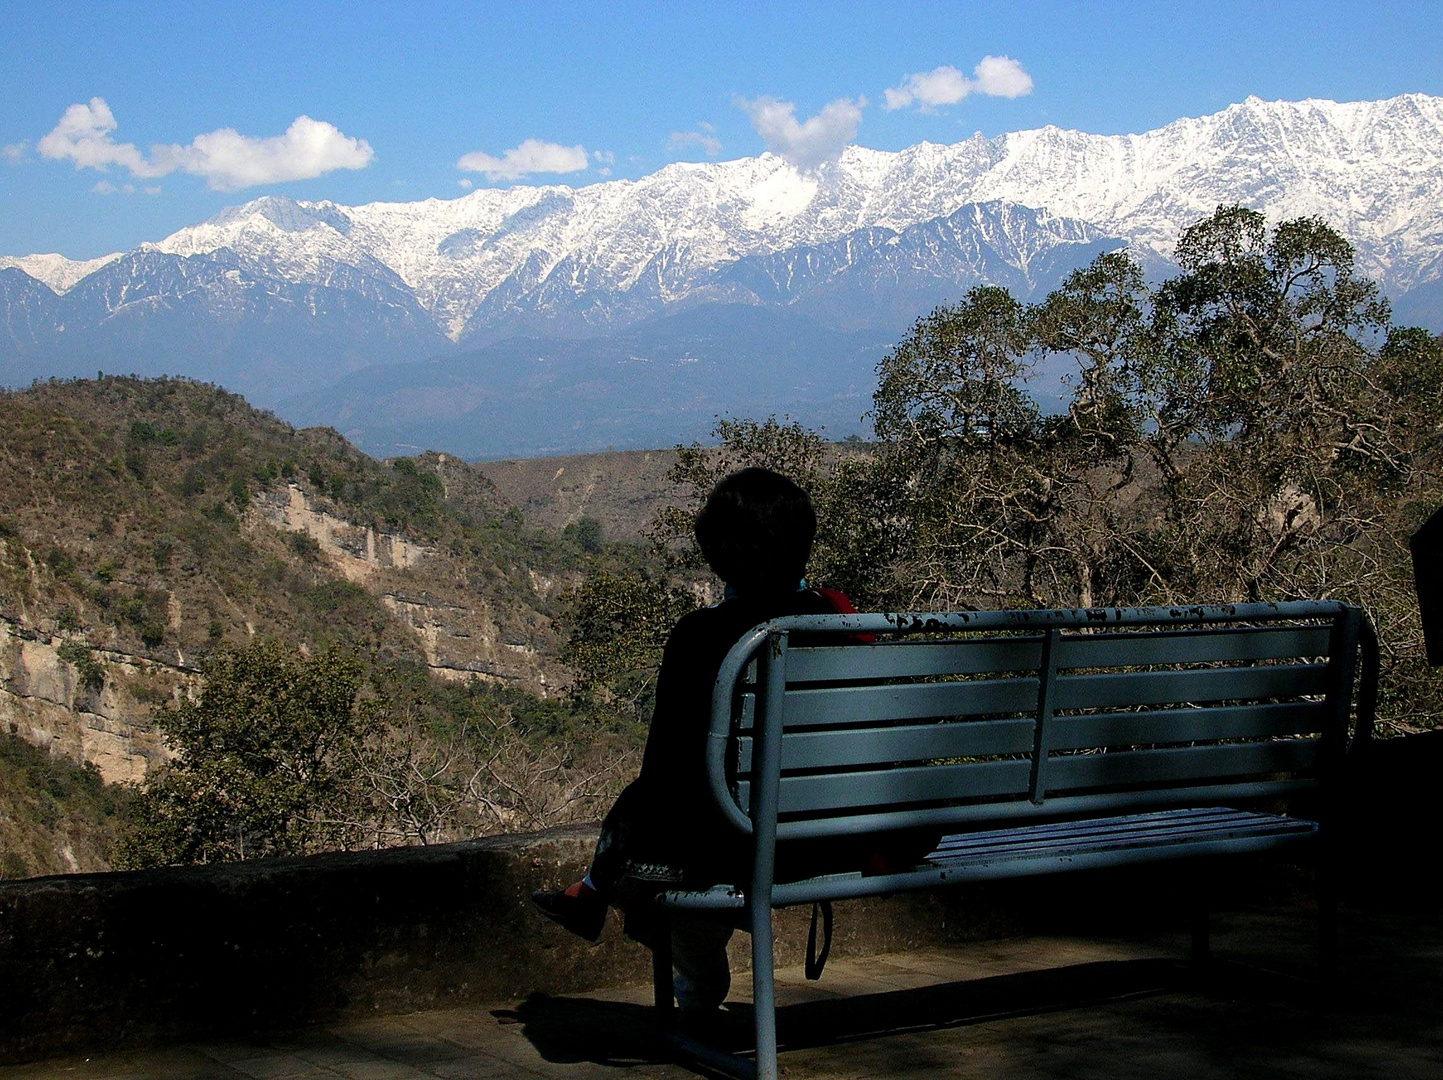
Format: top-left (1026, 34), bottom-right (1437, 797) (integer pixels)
top-left (634, 588), bottom-right (841, 881)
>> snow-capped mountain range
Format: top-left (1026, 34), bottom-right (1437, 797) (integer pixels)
top-left (3, 93), bottom-right (1441, 457)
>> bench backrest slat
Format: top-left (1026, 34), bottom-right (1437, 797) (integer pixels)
top-left (1050, 625), bottom-right (1332, 668)
top-left (1048, 701), bottom-right (1325, 749)
top-left (786, 637), bottom-right (1045, 682)
top-left (740, 738), bottom-right (1323, 819)
top-left (738, 758), bottom-right (1034, 816)
top-left (1053, 663), bottom-right (1329, 710)
top-left (768, 677), bottom-right (1040, 728)
top-left (1045, 738), bottom-right (1321, 792)
top-left (738, 717), bottom-right (1035, 772)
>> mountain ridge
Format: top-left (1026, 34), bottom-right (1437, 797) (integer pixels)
top-left (3, 93), bottom-right (1440, 457)
top-left (11, 93), bottom-right (1442, 314)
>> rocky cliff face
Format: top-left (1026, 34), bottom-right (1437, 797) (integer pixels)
top-left (1, 489), bottom-right (563, 783)
top-left (251, 485), bottom-right (556, 690)
top-left (0, 613), bottom-right (182, 784)
top-left (258, 484), bottom-right (434, 582)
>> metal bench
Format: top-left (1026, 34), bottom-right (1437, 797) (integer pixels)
top-left (650, 602), bottom-right (1379, 1080)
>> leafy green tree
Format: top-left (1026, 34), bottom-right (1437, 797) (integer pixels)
top-left (121, 641), bottom-right (383, 867)
top-left (559, 567), bottom-right (697, 729)
top-left (872, 285), bottom-right (1095, 608)
top-left (569, 516), bottom-right (605, 554)
top-left (1141, 207), bottom-right (1399, 601)
top-left (873, 286), bottom-right (1038, 449)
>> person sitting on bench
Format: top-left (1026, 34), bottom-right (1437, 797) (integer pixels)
top-left (533, 467), bottom-right (929, 1020)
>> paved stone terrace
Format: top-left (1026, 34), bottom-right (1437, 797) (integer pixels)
top-left (6, 895), bottom-right (1439, 1080)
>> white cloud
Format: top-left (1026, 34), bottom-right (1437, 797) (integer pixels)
top-left (592, 149), bottom-right (615, 176)
top-left (457, 177), bottom-right (474, 190)
top-left (156, 116), bottom-right (374, 190)
top-left (3, 142), bottom-right (29, 164)
top-left (37, 99), bottom-right (373, 190)
top-left (39, 98), bottom-right (167, 176)
top-left (885, 66), bottom-right (970, 111)
top-left (737, 95), bottom-right (863, 169)
top-left (669, 129), bottom-right (723, 157)
top-left (884, 56), bottom-right (1033, 111)
top-left (457, 139), bottom-right (589, 181)
top-left (971, 56), bottom-right (1033, 98)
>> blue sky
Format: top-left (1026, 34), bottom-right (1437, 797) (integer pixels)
top-left (3, 0), bottom-right (1440, 260)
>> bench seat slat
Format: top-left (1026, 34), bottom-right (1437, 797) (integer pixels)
top-left (1053, 662), bottom-right (1328, 710)
top-left (930, 807), bottom-right (1303, 859)
top-left (1051, 625), bottom-right (1332, 669)
top-left (1045, 738), bottom-right (1319, 792)
top-left (929, 808), bottom-right (1315, 866)
top-left (661, 809), bottom-right (1318, 911)
top-left (768, 778), bottom-right (1320, 840)
top-left (779, 677), bottom-right (1039, 727)
top-left (786, 637), bottom-right (1044, 682)
top-left (737, 717), bottom-right (1034, 772)
top-left (933, 806), bottom-right (1267, 847)
top-left (1048, 701), bottom-right (1324, 749)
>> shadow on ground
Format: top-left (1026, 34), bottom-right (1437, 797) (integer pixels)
top-left (500, 957), bottom-right (1191, 1068)
top-left (494, 994), bottom-right (671, 1066)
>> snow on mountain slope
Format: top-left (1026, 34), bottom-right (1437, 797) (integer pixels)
top-left (91, 93), bottom-right (1434, 338)
top-left (6, 94), bottom-right (1442, 343)
top-left (970, 94), bottom-right (1443, 288)
top-left (0, 252), bottom-right (123, 294)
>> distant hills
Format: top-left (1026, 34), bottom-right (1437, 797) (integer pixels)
top-left (4, 94), bottom-right (1442, 458)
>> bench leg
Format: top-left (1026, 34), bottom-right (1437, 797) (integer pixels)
top-left (751, 898), bottom-right (778, 1080)
top-left (652, 910), bottom-right (675, 1021)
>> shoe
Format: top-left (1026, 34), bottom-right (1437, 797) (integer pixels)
top-left (530, 885), bottom-right (607, 942)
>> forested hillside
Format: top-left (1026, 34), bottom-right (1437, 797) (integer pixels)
top-left (0, 377), bottom-right (643, 875)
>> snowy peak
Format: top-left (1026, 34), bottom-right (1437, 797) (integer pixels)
top-left (3, 92), bottom-right (1442, 347)
top-left (203, 195), bottom-right (355, 237)
top-left (131, 91), bottom-right (1443, 328)
top-left (0, 252), bottom-right (123, 294)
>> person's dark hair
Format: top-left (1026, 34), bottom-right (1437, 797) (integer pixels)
top-left (694, 467), bottom-right (816, 593)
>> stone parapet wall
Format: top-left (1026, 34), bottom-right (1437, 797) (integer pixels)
top-left (0, 824), bottom-right (1008, 1064)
